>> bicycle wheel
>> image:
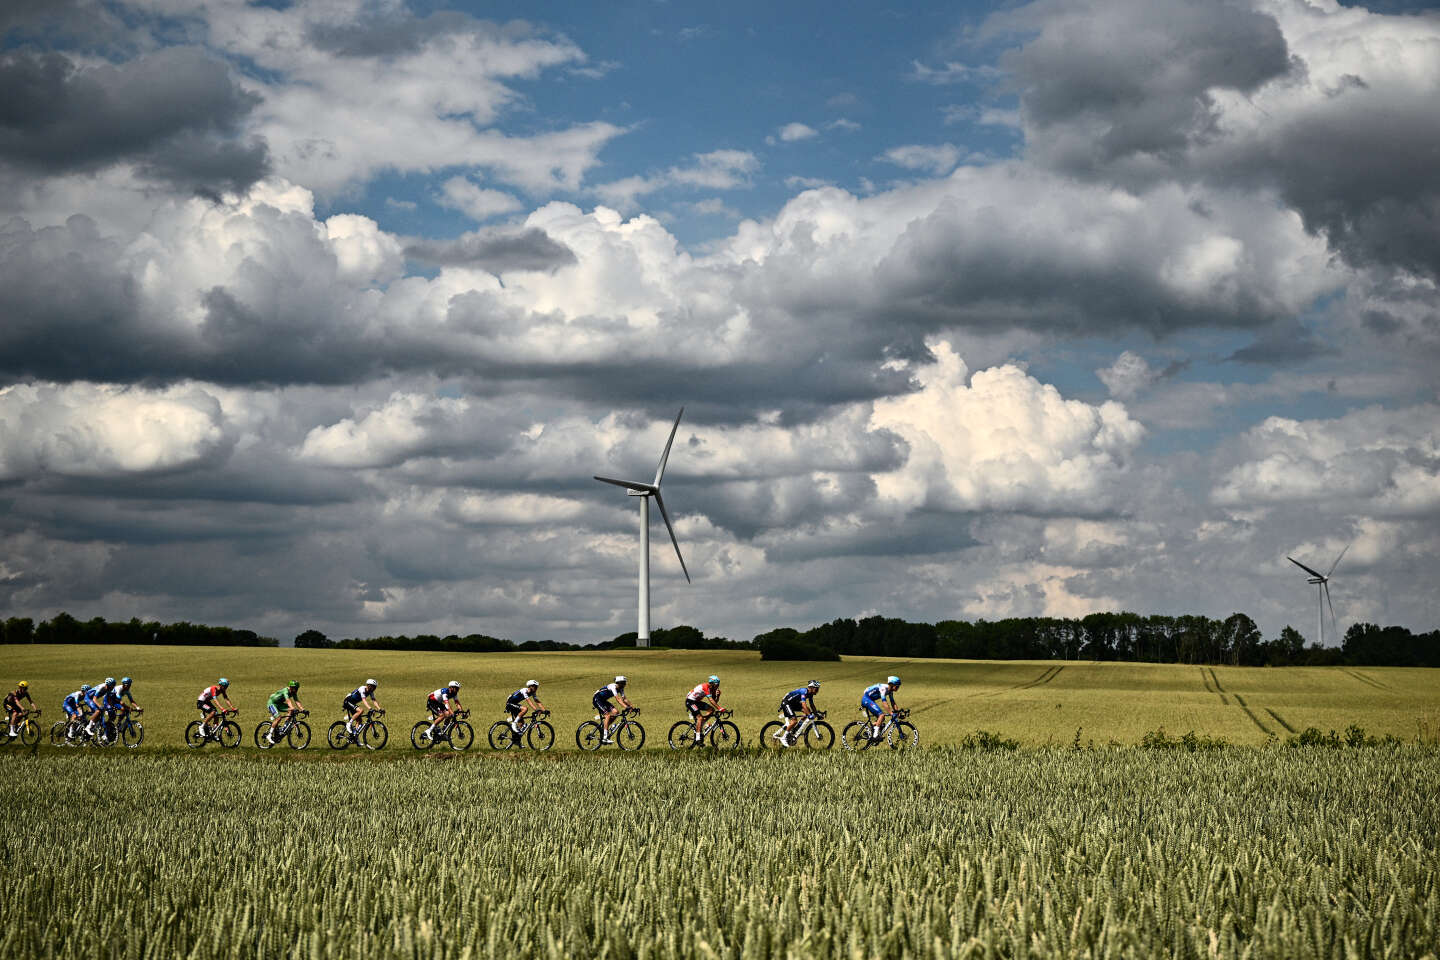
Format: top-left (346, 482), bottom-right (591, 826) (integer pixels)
top-left (327, 721), bottom-right (350, 749)
top-left (122, 721), bottom-right (145, 749)
top-left (486, 721), bottom-right (514, 750)
top-left (617, 720), bottom-right (646, 751)
top-left (575, 720), bottom-right (604, 751)
top-left (287, 721), bottom-right (310, 750)
top-left (710, 720), bottom-right (743, 750)
top-left (887, 721), bottom-right (918, 751)
top-left (667, 720), bottom-right (697, 750)
top-left (842, 721), bottom-right (876, 751)
top-left (759, 720), bottom-right (787, 749)
top-left (185, 720), bottom-right (207, 748)
top-left (806, 721), bottom-right (835, 750)
top-left (255, 721), bottom-right (277, 749)
top-left (17, 719), bottom-right (39, 747)
top-left (220, 720), bottom-right (242, 749)
top-left (448, 721), bottom-right (474, 751)
top-left (50, 721), bottom-right (69, 746)
top-left (362, 720), bottom-right (388, 750)
top-left (527, 721), bottom-right (555, 752)
top-left (412, 720), bottom-right (436, 750)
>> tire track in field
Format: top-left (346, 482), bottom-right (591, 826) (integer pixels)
top-left (1265, 708), bottom-right (1296, 734)
top-left (1232, 693), bottom-right (1274, 737)
top-left (1207, 668), bottom-right (1229, 704)
top-left (1342, 669), bottom-right (1388, 691)
top-left (1020, 665), bottom-right (1064, 689)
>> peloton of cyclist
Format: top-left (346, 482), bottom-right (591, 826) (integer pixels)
top-left (264, 681), bottom-right (304, 743)
top-left (777, 680), bottom-right (821, 746)
top-left (197, 678), bottom-right (234, 733)
top-left (504, 681), bottom-right (545, 738)
top-left (423, 680), bottom-right (464, 740)
top-left (343, 679), bottom-right (382, 735)
top-left (592, 676), bottom-right (633, 744)
top-left (4, 681), bottom-right (33, 739)
top-left (684, 675), bottom-right (723, 744)
top-left (861, 676), bottom-right (902, 740)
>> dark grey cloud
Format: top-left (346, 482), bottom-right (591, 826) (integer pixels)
top-left (1225, 321), bottom-right (1330, 365)
top-left (0, 46), bottom-right (269, 195)
top-left (993, 0), bottom-right (1290, 172)
top-left (405, 227), bottom-right (577, 272)
top-left (305, 11), bottom-right (519, 59)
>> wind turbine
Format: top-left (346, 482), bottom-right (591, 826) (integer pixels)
top-left (594, 408), bottom-right (690, 648)
top-left (1287, 544), bottom-right (1348, 646)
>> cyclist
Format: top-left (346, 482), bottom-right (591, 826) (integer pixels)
top-left (61, 684), bottom-right (91, 737)
top-left (95, 680), bottom-right (127, 742)
top-left (777, 680), bottom-right (821, 746)
top-left (504, 680), bottom-right (545, 739)
top-left (861, 675), bottom-right (902, 741)
top-left (84, 677), bottom-right (116, 737)
top-left (592, 676), bottom-right (633, 744)
top-left (114, 677), bottom-right (142, 715)
top-left (422, 680), bottom-right (464, 741)
top-left (196, 678), bottom-right (235, 734)
top-left (343, 679), bottom-right (382, 736)
top-left (264, 681), bottom-right (304, 743)
top-left (684, 675), bottom-right (723, 744)
top-left (4, 681), bottom-right (34, 739)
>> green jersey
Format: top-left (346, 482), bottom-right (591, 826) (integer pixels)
top-left (267, 688), bottom-right (294, 708)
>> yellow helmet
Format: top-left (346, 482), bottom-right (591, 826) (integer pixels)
top-left (16, 680), bottom-right (28, 689)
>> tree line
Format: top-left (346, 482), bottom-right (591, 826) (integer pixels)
top-left (6, 610), bottom-right (1437, 668)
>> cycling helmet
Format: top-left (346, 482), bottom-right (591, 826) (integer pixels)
top-left (806, 679), bottom-right (820, 689)
top-left (366, 678), bottom-right (378, 687)
top-left (104, 677), bottom-right (116, 686)
top-left (120, 677), bottom-right (132, 685)
top-left (525, 679), bottom-right (539, 688)
top-left (287, 680), bottom-right (299, 689)
top-left (447, 680), bottom-right (461, 688)
top-left (17, 680), bottom-right (28, 688)
top-left (80, 684), bottom-right (92, 693)
top-left (615, 675), bottom-right (627, 684)
top-left (218, 678), bottom-right (230, 687)
top-left (708, 675), bottom-right (720, 684)
top-left (887, 675), bottom-right (901, 686)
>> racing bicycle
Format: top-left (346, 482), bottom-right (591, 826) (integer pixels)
top-left (487, 709), bottom-right (554, 751)
top-left (759, 710), bottom-right (834, 750)
top-left (95, 707), bottom-right (145, 748)
top-left (328, 709), bottom-right (388, 750)
top-left (667, 707), bottom-right (741, 750)
top-left (185, 708), bottom-right (242, 749)
top-left (1, 708), bottom-right (41, 747)
top-left (411, 709), bottom-right (474, 751)
top-left (576, 706), bottom-right (645, 751)
top-left (842, 708), bottom-right (918, 751)
top-left (256, 709), bottom-right (311, 750)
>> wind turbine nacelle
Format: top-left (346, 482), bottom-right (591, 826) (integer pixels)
top-left (1307, 577), bottom-right (1325, 584)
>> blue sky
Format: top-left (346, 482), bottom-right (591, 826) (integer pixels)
top-left (1, 0), bottom-right (1438, 644)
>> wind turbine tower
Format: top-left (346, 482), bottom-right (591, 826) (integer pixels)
top-left (594, 408), bottom-right (691, 648)
top-left (1287, 545), bottom-right (1348, 646)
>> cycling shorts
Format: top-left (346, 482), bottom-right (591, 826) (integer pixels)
top-left (860, 696), bottom-right (883, 717)
top-left (342, 695), bottom-right (363, 714)
top-left (505, 701), bottom-right (525, 717)
top-left (197, 698), bottom-right (217, 714)
top-left (426, 697), bottom-right (445, 717)
top-left (63, 699), bottom-right (82, 717)
top-left (685, 698), bottom-right (712, 717)
top-left (780, 701), bottom-right (802, 719)
top-left (592, 693), bottom-right (614, 714)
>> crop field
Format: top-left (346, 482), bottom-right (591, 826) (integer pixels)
top-left (2, 749), bottom-right (1437, 959)
top-left (3, 644), bottom-right (1438, 748)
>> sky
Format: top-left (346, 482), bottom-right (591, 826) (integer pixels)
top-left (1, 0), bottom-right (1438, 646)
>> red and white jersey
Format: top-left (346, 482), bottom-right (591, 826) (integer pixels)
top-left (687, 681), bottom-right (717, 702)
top-left (198, 685), bottom-right (224, 702)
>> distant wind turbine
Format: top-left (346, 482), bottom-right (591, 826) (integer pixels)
top-left (1287, 544), bottom-right (1349, 646)
top-left (594, 408), bottom-right (690, 648)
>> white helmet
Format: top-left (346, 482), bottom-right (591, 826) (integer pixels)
top-left (526, 679), bottom-right (539, 688)
top-left (614, 675), bottom-right (627, 684)
top-left (365, 678), bottom-right (378, 687)
top-left (448, 680), bottom-right (461, 688)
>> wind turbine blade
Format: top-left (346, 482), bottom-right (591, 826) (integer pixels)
top-left (652, 407), bottom-right (684, 488)
top-left (652, 491), bottom-right (690, 583)
top-left (1324, 581), bottom-right (1339, 643)
top-left (594, 475), bottom-right (656, 494)
top-left (1325, 543), bottom-right (1351, 578)
top-left (1287, 557), bottom-right (1325, 579)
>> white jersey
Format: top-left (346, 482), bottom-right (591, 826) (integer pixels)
top-left (429, 687), bottom-right (454, 702)
top-left (687, 682), bottom-right (716, 702)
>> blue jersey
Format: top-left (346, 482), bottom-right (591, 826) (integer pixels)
top-left (345, 686), bottom-right (371, 703)
top-left (781, 687), bottom-right (812, 706)
top-left (863, 683), bottom-right (895, 703)
top-left (63, 691), bottom-right (83, 711)
top-left (115, 685), bottom-right (136, 703)
top-left (506, 688), bottom-right (532, 706)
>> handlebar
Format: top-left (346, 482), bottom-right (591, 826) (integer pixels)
top-left (532, 709), bottom-right (551, 719)
top-left (292, 709), bottom-right (309, 718)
